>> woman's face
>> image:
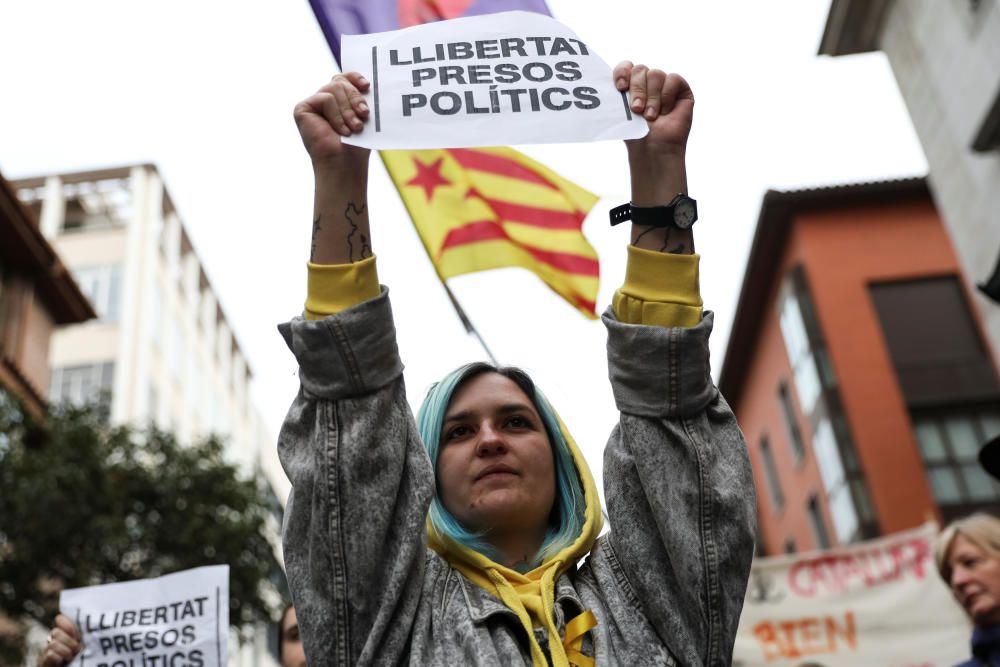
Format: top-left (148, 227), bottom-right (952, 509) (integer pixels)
top-left (948, 533), bottom-right (1000, 627)
top-left (280, 606), bottom-right (306, 667)
top-left (436, 372), bottom-right (556, 541)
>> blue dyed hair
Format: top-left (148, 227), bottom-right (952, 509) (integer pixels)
top-left (417, 362), bottom-right (586, 568)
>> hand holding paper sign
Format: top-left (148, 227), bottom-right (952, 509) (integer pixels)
top-left (293, 72), bottom-right (371, 167)
top-left (293, 73), bottom-right (373, 265)
top-left (617, 62), bottom-right (693, 153)
top-left (55, 565), bottom-right (228, 667)
top-left (38, 614), bottom-right (82, 667)
top-left (612, 61), bottom-right (695, 253)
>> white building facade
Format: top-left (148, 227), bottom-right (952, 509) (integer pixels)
top-left (821, 0), bottom-right (1000, 362)
top-left (14, 164), bottom-right (282, 666)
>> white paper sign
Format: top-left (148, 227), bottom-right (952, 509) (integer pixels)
top-left (733, 524), bottom-right (969, 667)
top-left (340, 11), bottom-right (648, 149)
top-left (60, 565), bottom-right (229, 667)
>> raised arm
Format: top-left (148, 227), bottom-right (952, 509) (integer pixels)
top-left (279, 74), bottom-right (435, 667)
top-left (616, 61), bottom-right (694, 255)
top-left (597, 64), bottom-right (756, 665)
top-left (293, 72), bottom-right (373, 264)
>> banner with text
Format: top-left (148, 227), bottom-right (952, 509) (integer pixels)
top-left (733, 524), bottom-right (969, 667)
top-left (60, 565), bottom-right (229, 667)
top-left (341, 11), bottom-right (647, 149)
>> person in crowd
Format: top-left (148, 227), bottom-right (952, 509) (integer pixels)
top-left (935, 513), bottom-right (1000, 666)
top-left (279, 603), bottom-right (307, 667)
top-left (39, 604), bottom-right (305, 667)
top-left (279, 59), bottom-right (756, 667)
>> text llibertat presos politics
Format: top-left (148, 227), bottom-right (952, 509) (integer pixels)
top-left (81, 596), bottom-right (210, 667)
top-left (389, 36), bottom-right (599, 117)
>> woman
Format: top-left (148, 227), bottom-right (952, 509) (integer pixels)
top-left (936, 513), bottom-right (1000, 666)
top-left (281, 58), bottom-right (755, 667)
top-left (279, 604), bottom-right (307, 667)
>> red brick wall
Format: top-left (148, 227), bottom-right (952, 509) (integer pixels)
top-left (737, 197), bottom-right (965, 554)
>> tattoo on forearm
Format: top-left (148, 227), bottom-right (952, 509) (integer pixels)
top-left (632, 225), bottom-right (692, 254)
top-left (310, 214), bottom-right (321, 261)
top-left (633, 226), bottom-right (657, 246)
top-left (659, 227), bottom-right (691, 254)
top-left (344, 202), bottom-right (371, 261)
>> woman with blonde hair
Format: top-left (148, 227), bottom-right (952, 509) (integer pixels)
top-left (935, 512), bottom-right (1000, 666)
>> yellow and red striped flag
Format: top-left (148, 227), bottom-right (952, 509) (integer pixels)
top-left (381, 147), bottom-right (600, 318)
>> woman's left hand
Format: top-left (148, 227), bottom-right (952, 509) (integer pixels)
top-left (614, 62), bottom-right (694, 157)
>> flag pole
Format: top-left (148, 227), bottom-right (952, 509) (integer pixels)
top-left (440, 280), bottom-right (499, 366)
top-left (378, 151), bottom-right (500, 366)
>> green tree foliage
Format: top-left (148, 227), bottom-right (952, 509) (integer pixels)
top-left (0, 392), bottom-right (282, 665)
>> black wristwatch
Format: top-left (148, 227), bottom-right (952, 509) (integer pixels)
top-left (609, 193), bottom-right (698, 230)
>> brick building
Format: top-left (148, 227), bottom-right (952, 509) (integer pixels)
top-left (719, 178), bottom-right (1000, 555)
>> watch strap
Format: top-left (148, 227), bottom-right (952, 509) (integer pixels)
top-left (609, 202), bottom-right (674, 227)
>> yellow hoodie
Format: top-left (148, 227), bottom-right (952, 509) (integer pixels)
top-left (426, 413), bottom-right (604, 667)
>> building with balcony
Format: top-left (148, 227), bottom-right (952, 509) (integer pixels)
top-left (0, 170), bottom-right (94, 418)
top-left (12, 164), bottom-right (281, 665)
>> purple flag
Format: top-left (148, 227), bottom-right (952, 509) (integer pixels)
top-left (309, 0), bottom-right (553, 65)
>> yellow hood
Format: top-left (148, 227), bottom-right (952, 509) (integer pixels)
top-left (427, 413), bottom-right (604, 667)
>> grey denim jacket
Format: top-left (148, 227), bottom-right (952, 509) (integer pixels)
top-left (277, 289), bottom-right (756, 667)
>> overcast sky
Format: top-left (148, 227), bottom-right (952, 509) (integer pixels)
top-left (0, 1), bottom-right (926, 498)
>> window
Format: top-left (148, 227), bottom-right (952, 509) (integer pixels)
top-left (759, 435), bottom-right (784, 511)
top-left (148, 279), bottom-right (162, 348)
top-left (168, 321), bottom-right (184, 381)
top-left (807, 494), bottom-right (832, 550)
top-left (778, 288), bottom-right (822, 413)
top-left (784, 538), bottom-right (796, 555)
top-left (57, 178), bottom-right (132, 234)
top-left (914, 406), bottom-right (1000, 507)
top-left (73, 265), bottom-right (122, 322)
top-left (148, 384), bottom-right (159, 426)
top-left (779, 268), bottom-right (877, 542)
top-left (871, 277), bottom-right (1000, 519)
top-left (870, 276), bottom-right (998, 404)
top-left (778, 382), bottom-right (806, 463)
top-left (49, 362), bottom-right (114, 408)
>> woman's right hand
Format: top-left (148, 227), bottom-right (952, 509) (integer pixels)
top-left (38, 614), bottom-right (82, 667)
top-left (293, 72), bottom-right (372, 172)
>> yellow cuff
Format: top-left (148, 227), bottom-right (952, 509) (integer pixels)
top-left (304, 255), bottom-right (380, 320)
top-left (612, 245), bottom-right (703, 328)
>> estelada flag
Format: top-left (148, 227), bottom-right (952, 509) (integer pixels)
top-left (381, 148), bottom-right (601, 318)
top-left (310, 0), bottom-right (554, 63)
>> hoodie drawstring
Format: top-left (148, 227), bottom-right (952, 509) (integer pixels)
top-left (485, 567), bottom-right (595, 667)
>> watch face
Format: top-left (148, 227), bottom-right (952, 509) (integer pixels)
top-left (674, 198), bottom-right (697, 229)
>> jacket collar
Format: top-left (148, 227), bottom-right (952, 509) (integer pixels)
top-left (456, 567), bottom-right (584, 629)
top-left (455, 569), bottom-right (519, 624)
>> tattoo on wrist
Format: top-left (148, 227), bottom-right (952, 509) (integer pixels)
top-left (310, 214), bottom-right (321, 261)
top-left (344, 202), bottom-right (371, 261)
top-left (632, 225), bottom-right (693, 254)
top-left (633, 226), bottom-right (657, 247)
top-left (661, 228), bottom-right (689, 254)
